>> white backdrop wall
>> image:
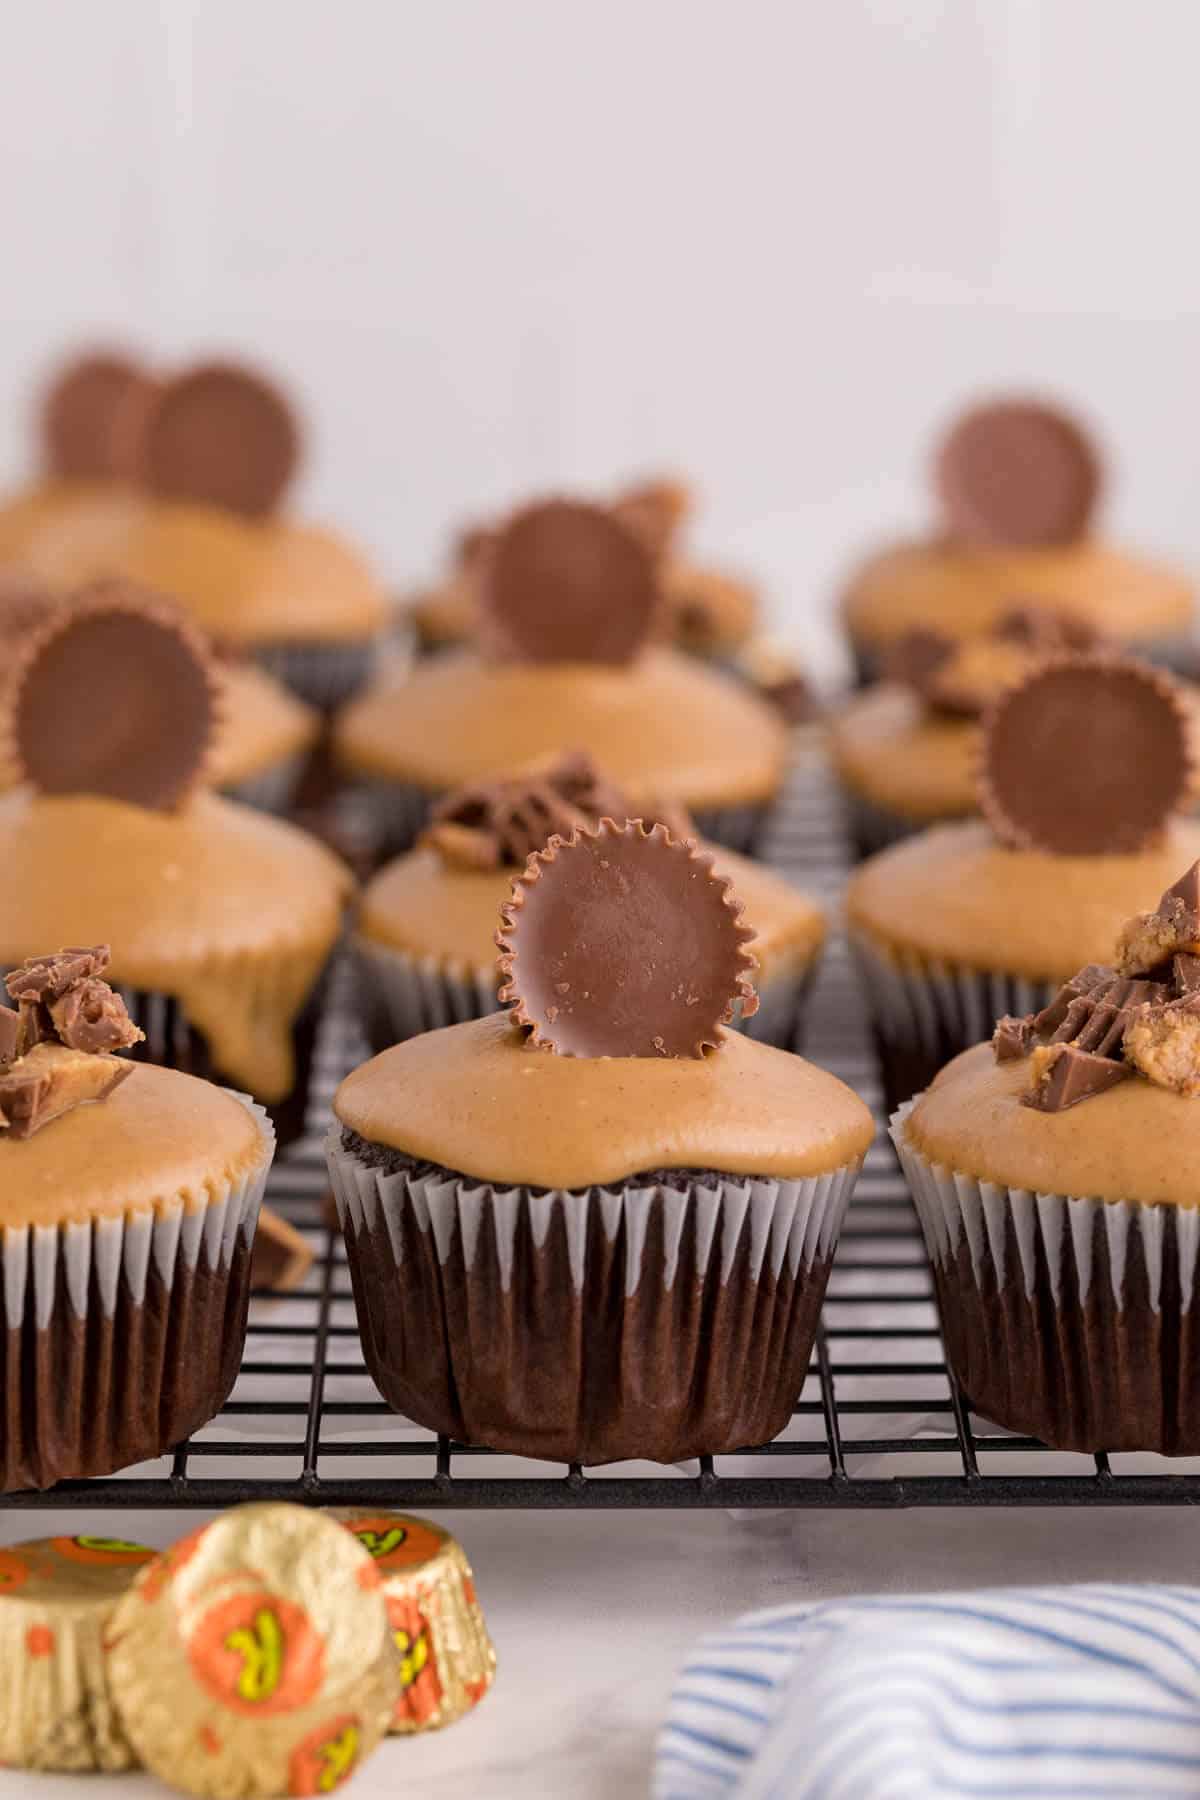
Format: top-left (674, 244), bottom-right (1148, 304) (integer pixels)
top-left (0, 0), bottom-right (1196, 677)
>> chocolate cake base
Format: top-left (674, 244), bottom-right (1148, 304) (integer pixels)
top-left (932, 1207), bottom-right (1200, 1455)
top-left (334, 1135), bottom-right (845, 1466)
top-left (0, 1236), bottom-right (252, 1493)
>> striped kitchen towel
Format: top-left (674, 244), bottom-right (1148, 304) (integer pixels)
top-left (655, 1585), bottom-right (1200, 1798)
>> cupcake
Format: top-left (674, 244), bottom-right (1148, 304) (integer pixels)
top-left (408, 474), bottom-right (758, 662)
top-left (0, 945), bottom-right (274, 1489)
top-left (327, 820), bottom-right (872, 1465)
top-left (0, 349), bottom-right (152, 569)
top-left (0, 586), bottom-right (351, 1145)
top-left (19, 361), bottom-right (390, 711)
top-left (830, 605), bottom-right (1104, 858)
top-left (894, 859), bottom-right (1200, 1452)
top-left (847, 656), bottom-right (1200, 1112)
top-left (336, 497), bottom-right (788, 856)
top-left (207, 655), bottom-right (320, 813)
top-left (841, 396), bottom-right (1194, 684)
top-left (354, 751), bottom-right (825, 1050)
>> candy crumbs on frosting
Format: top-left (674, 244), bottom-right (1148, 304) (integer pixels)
top-left (992, 860), bottom-right (1200, 1111)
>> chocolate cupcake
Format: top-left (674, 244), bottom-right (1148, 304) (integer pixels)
top-left (841, 396), bottom-right (1194, 685)
top-left (16, 360), bottom-right (389, 711)
top-left (327, 820), bottom-right (872, 1465)
top-left (831, 606), bottom-right (1106, 858)
top-left (354, 752), bottom-right (824, 1051)
top-left (336, 497), bottom-right (788, 856)
top-left (894, 861), bottom-right (1200, 1452)
top-left (848, 656), bottom-right (1200, 1112)
top-left (409, 474), bottom-right (759, 663)
top-left (0, 586), bottom-right (351, 1145)
top-left (0, 947), bottom-right (274, 1489)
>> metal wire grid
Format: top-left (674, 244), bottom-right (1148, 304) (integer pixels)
top-left (6, 753), bottom-right (1200, 1511)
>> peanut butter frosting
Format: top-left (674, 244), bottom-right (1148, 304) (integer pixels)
top-left (358, 842), bottom-right (825, 985)
top-left (829, 685), bottom-right (978, 822)
top-left (847, 819), bottom-right (1200, 981)
top-left (902, 1041), bottom-right (1200, 1207)
top-left (842, 538), bottom-right (1193, 654)
top-left (334, 649), bottom-right (788, 807)
top-left (207, 660), bottom-right (319, 786)
top-left (0, 790), bottom-right (351, 1099)
top-left (0, 481), bottom-right (142, 577)
top-left (2, 1061), bottom-right (268, 1229)
top-left (335, 1011), bottom-right (874, 1188)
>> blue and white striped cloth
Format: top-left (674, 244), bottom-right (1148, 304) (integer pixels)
top-left (655, 1586), bottom-right (1200, 1798)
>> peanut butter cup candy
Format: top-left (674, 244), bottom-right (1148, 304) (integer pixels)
top-left (353, 751), bottom-right (825, 1051)
top-left (0, 948), bottom-right (274, 1490)
top-left (840, 393), bottom-right (1194, 684)
top-left (407, 471), bottom-right (760, 663)
top-left (894, 858), bottom-right (1200, 1453)
top-left (830, 605), bottom-right (1115, 858)
top-left (0, 585), bottom-right (352, 1144)
top-left (846, 655), bottom-right (1200, 1110)
top-left (336, 494), bottom-right (788, 856)
top-left (327, 821), bottom-right (872, 1465)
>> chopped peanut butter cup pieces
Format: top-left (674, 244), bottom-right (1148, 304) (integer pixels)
top-left (479, 497), bottom-right (661, 665)
top-left (496, 818), bottom-right (757, 1058)
top-left (39, 349), bottom-right (154, 482)
top-left (133, 360), bottom-right (301, 518)
top-left (7, 583), bottom-right (220, 811)
top-left (0, 945), bottom-right (142, 1137)
top-left (934, 397), bottom-right (1102, 547)
top-left (421, 750), bottom-right (692, 871)
top-left (978, 656), bottom-right (1191, 855)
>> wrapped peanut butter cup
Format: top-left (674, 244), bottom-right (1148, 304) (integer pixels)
top-left (328, 821), bottom-right (872, 1464)
top-left (333, 1511), bottom-right (496, 1733)
top-left (0, 1533), bottom-right (154, 1770)
top-left (106, 1503), bottom-right (397, 1798)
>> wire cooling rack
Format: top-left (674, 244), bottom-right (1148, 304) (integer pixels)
top-left (6, 750), bottom-right (1200, 1512)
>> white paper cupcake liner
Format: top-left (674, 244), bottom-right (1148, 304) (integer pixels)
top-left (326, 1129), bottom-right (863, 1465)
top-left (851, 928), bottom-right (1058, 1109)
top-left (891, 1098), bottom-right (1200, 1453)
top-left (352, 936), bottom-right (819, 1053)
top-left (0, 1093), bottom-right (274, 1491)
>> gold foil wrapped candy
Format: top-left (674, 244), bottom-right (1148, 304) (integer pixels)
top-left (105, 1502), bottom-right (397, 1797)
top-left (334, 1510), bottom-right (496, 1734)
top-left (0, 1532), bottom-right (155, 1771)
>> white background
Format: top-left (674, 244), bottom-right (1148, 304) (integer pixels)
top-left (1, 0), bottom-right (1198, 677)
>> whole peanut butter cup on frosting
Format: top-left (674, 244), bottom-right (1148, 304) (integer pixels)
top-left (894, 857), bottom-right (1200, 1453)
top-left (0, 584), bottom-right (351, 1144)
top-left (840, 393), bottom-right (1194, 684)
top-left (337, 494), bottom-right (787, 857)
top-left (353, 751), bottom-right (824, 1051)
top-left (328, 820), bottom-right (872, 1465)
top-left (408, 471), bottom-right (760, 662)
top-left (830, 605), bottom-right (1116, 857)
top-left (847, 654), bottom-right (1200, 1110)
top-left (0, 947), bottom-right (274, 1490)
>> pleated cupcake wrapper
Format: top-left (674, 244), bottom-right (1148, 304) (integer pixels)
top-left (221, 749), bottom-right (309, 816)
top-left (850, 928), bottom-right (1057, 1107)
top-left (840, 786), bottom-right (961, 861)
top-left (352, 936), bottom-right (819, 1052)
top-left (849, 631), bottom-right (1194, 691)
top-left (326, 1131), bottom-right (862, 1464)
top-left (890, 1099), bottom-right (1200, 1453)
top-left (356, 780), bottom-right (777, 860)
top-left (0, 1093), bottom-right (274, 1492)
top-left (0, 1590), bottom-right (139, 1773)
top-left (255, 637), bottom-right (379, 712)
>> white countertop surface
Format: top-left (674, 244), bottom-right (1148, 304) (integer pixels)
top-left (4, 1501), bottom-right (1200, 1798)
